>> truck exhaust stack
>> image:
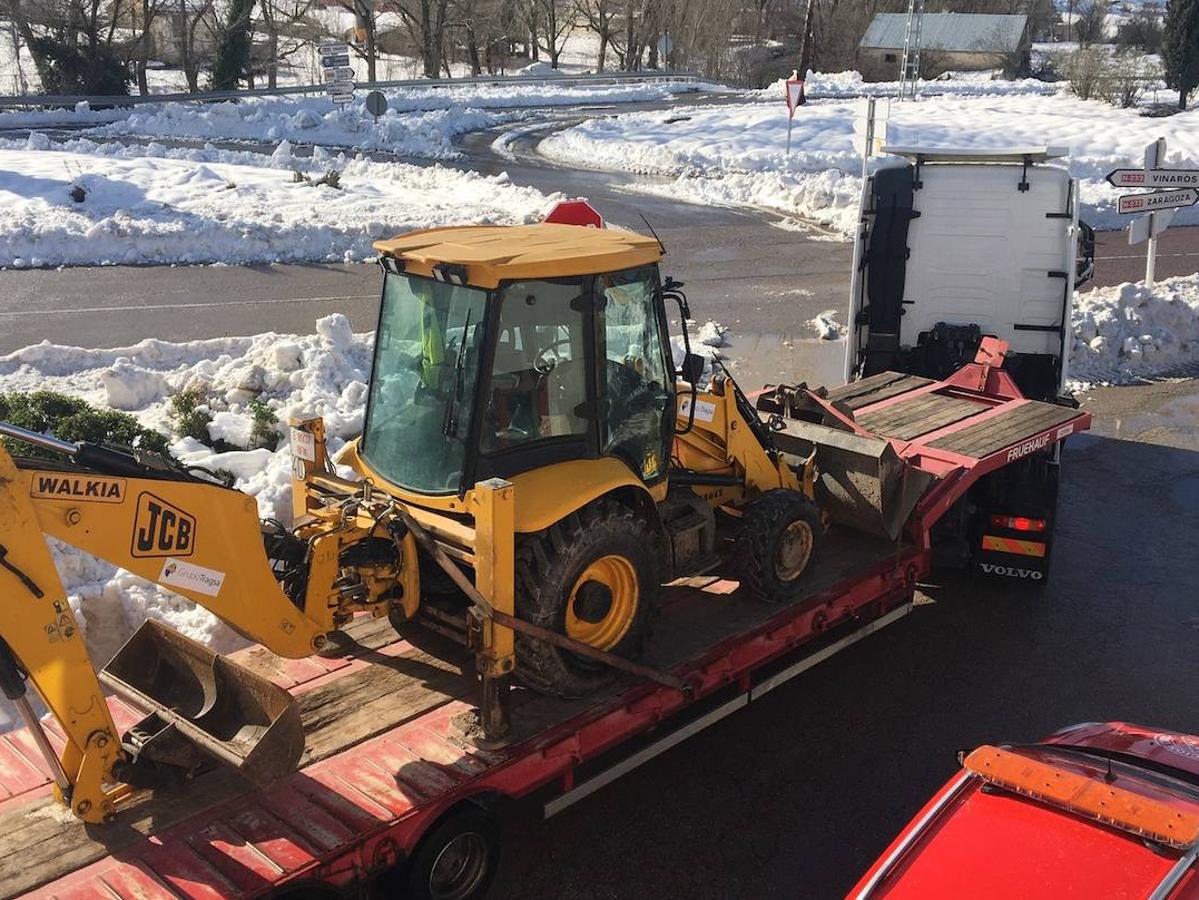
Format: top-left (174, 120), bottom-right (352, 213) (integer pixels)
top-left (100, 620), bottom-right (303, 784)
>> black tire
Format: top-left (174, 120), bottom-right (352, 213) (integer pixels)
top-left (735, 489), bottom-right (823, 603)
top-left (401, 806), bottom-right (499, 900)
top-left (514, 498), bottom-right (659, 698)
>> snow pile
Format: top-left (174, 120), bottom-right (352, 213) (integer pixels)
top-left (0, 315), bottom-right (374, 665)
top-left (809, 310), bottom-right (845, 341)
top-left (1069, 274), bottom-right (1199, 385)
top-left (0, 146), bottom-right (556, 267)
top-left (759, 69), bottom-right (1061, 100)
top-left (92, 100), bottom-right (508, 159)
top-left (540, 92), bottom-right (1199, 234)
top-left (0, 79), bottom-right (717, 149)
top-left (671, 319), bottom-right (730, 372)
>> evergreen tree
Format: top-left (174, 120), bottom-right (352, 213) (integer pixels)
top-left (211, 0), bottom-right (257, 91)
top-left (1163, 0), bottom-right (1199, 108)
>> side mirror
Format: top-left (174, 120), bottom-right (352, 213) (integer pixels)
top-left (679, 352), bottom-right (706, 386)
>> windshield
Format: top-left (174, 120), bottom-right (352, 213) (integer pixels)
top-left (361, 273), bottom-right (487, 493)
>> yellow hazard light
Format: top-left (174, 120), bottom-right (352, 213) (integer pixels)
top-left (963, 745), bottom-right (1199, 850)
top-left (981, 535), bottom-right (1046, 557)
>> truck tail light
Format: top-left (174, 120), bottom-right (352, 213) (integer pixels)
top-left (990, 514), bottom-right (1045, 532)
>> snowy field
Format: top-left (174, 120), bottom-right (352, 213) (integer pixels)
top-left (2, 274), bottom-right (1196, 674)
top-left (0, 141), bottom-right (557, 267)
top-left (540, 86), bottom-right (1199, 234)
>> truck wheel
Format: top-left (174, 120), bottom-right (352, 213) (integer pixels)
top-left (736, 489), bottom-right (823, 603)
top-left (515, 498), bottom-right (658, 698)
top-left (402, 806), bottom-right (499, 900)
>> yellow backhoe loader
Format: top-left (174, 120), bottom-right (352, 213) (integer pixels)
top-left (0, 222), bottom-right (907, 825)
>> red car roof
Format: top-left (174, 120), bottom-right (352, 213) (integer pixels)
top-left (849, 723), bottom-right (1199, 900)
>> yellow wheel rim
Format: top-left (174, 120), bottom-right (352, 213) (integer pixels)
top-left (775, 520), bottom-right (814, 582)
top-left (565, 554), bottom-right (639, 650)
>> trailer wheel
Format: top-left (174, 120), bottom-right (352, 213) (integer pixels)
top-left (403, 806), bottom-right (499, 900)
top-left (736, 489), bottom-right (823, 603)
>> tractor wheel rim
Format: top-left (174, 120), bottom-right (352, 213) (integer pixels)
top-left (565, 554), bottom-right (639, 650)
top-left (428, 832), bottom-right (489, 900)
top-left (775, 520), bottom-right (814, 582)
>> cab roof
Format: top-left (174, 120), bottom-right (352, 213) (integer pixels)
top-left (372, 223), bottom-right (663, 289)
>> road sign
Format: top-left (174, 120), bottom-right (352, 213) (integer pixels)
top-left (365, 90), bottom-right (387, 119)
top-left (1129, 207), bottom-right (1175, 245)
top-left (321, 54), bottom-right (351, 69)
top-left (323, 67), bottom-right (355, 82)
top-left (1106, 168), bottom-right (1199, 189)
top-left (542, 199), bottom-right (604, 228)
top-left (1118, 188), bottom-right (1199, 215)
top-left (784, 77), bottom-right (805, 156)
top-left (328, 91), bottom-right (356, 105)
top-left (785, 78), bottom-right (804, 114)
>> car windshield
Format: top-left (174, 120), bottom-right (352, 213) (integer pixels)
top-left (361, 272), bottom-right (487, 494)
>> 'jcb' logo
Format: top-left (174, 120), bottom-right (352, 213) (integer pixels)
top-left (131, 493), bottom-right (195, 558)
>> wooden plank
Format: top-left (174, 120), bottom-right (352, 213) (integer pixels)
top-left (0, 641), bottom-right (471, 900)
top-left (827, 372), bottom-right (934, 410)
top-left (929, 402), bottom-right (1079, 457)
top-left (859, 395), bottom-right (987, 441)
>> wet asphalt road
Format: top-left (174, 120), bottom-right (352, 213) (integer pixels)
top-left (1, 105), bottom-right (1198, 899)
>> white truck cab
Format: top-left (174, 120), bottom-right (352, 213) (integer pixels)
top-left (846, 146), bottom-right (1093, 401)
top-left (844, 147), bottom-right (1095, 583)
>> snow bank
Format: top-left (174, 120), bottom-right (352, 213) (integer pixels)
top-left (91, 101), bottom-right (508, 160)
top-left (0, 146), bottom-right (556, 267)
top-left (540, 92), bottom-right (1199, 235)
top-left (0, 79), bottom-right (717, 153)
top-left (758, 69), bottom-right (1061, 100)
top-left (1069, 274), bottom-right (1199, 386)
top-left (0, 315), bottom-right (374, 665)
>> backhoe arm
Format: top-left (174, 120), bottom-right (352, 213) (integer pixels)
top-left (0, 448), bottom-right (127, 822)
top-left (0, 423), bottom-right (415, 823)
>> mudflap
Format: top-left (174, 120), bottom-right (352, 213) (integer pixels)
top-left (99, 620), bottom-right (304, 784)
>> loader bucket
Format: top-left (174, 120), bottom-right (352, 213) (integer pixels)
top-left (768, 418), bottom-right (935, 541)
top-left (99, 620), bottom-right (303, 783)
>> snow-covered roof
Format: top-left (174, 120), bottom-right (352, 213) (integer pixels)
top-left (860, 13), bottom-right (1029, 53)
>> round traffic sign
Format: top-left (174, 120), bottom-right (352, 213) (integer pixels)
top-left (365, 90), bottom-right (388, 119)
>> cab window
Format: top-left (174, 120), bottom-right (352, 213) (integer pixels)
top-left (481, 279), bottom-right (590, 454)
top-left (599, 265), bottom-right (671, 481)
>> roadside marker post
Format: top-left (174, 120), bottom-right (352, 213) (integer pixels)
top-left (1109, 137), bottom-right (1197, 288)
top-left (785, 78), bottom-right (804, 155)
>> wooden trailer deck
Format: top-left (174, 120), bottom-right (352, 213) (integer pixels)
top-left (0, 530), bottom-right (910, 899)
top-left (826, 370), bottom-right (1084, 459)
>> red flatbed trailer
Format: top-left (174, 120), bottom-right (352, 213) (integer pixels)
top-left (0, 361), bottom-right (1090, 900)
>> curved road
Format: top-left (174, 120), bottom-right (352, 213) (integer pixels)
top-left (1, 106), bottom-right (1198, 900)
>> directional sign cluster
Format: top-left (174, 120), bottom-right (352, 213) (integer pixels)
top-left (320, 41), bottom-right (355, 105)
top-left (1117, 188), bottom-right (1199, 215)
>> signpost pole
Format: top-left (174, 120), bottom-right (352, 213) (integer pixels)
top-left (1144, 137), bottom-right (1165, 288)
top-left (787, 116), bottom-right (793, 155)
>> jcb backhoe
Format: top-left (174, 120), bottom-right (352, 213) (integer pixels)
top-left (0, 222), bottom-right (908, 824)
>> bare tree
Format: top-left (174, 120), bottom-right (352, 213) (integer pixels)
top-left (1074, 0), bottom-right (1108, 46)
top-left (525, 0), bottom-right (571, 67)
top-left (575, 0), bottom-right (621, 70)
top-left (258, 0), bottom-right (315, 88)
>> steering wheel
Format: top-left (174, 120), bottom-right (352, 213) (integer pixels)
top-left (532, 338), bottom-right (574, 375)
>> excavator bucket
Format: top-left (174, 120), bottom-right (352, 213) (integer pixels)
top-left (99, 620), bottom-right (303, 783)
top-left (768, 418), bottom-right (934, 541)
